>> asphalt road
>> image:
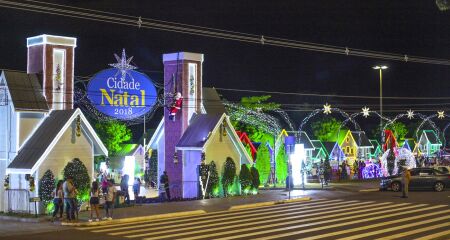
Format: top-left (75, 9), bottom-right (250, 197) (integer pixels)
top-left (2, 189), bottom-right (450, 240)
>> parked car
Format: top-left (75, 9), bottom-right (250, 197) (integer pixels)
top-left (380, 168), bottom-right (450, 192)
top-left (433, 166), bottom-right (450, 174)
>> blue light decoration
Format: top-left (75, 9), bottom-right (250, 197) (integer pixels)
top-left (87, 50), bottom-right (157, 120)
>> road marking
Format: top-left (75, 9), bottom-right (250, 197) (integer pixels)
top-left (215, 204), bottom-right (438, 240)
top-left (414, 229), bottom-right (450, 240)
top-left (299, 209), bottom-right (450, 240)
top-left (339, 214), bottom-right (450, 240)
top-left (78, 198), bottom-right (339, 231)
top-left (113, 200), bottom-right (366, 237)
top-left (107, 200), bottom-right (361, 236)
top-left (375, 221), bottom-right (450, 240)
top-left (146, 202), bottom-right (407, 240)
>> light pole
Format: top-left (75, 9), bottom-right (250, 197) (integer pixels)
top-left (373, 65), bottom-right (388, 143)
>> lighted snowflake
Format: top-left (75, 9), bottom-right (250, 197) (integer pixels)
top-left (323, 103), bottom-right (332, 115)
top-left (362, 107), bottom-right (370, 118)
top-left (438, 111), bottom-right (445, 119)
top-left (109, 49), bottom-right (137, 81)
top-left (407, 109), bottom-right (414, 119)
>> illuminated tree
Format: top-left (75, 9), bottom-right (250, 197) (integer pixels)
top-left (222, 157), bottom-right (236, 196)
top-left (39, 170), bottom-right (55, 210)
top-left (63, 158), bottom-right (90, 202)
top-left (372, 122), bottom-right (408, 140)
top-left (239, 164), bottom-right (252, 194)
top-left (255, 144), bottom-right (271, 185)
top-left (95, 120), bottom-right (132, 154)
top-left (208, 161), bottom-right (219, 197)
top-left (311, 117), bottom-right (348, 142)
top-left (250, 166), bottom-right (260, 190)
top-left (275, 144), bottom-right (288, 184)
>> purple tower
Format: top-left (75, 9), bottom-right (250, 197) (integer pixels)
top-left (163, 52), bottom-right (203, 199)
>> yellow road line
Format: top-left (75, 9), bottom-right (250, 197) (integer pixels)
top-left (77, 198), bottom-right (337, 231)
top-left (105, 202), bottom-right (358, 236)
top-left (139, 202), bottom-right (404, 240)
top-left (298, 209), bottom-right (450, 240)
top-left (339, 214), bottom-right (450, 240)
top-left (375, 221), bottom-right (450, 240)
top-left (110, 200), bottom-right (366, 237)
top-left (414, 229), bottom-right (450, 240)
top-left (214, 204), bottom-right (437, 240)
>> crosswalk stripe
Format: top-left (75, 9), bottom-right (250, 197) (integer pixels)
top-left (375, 221), bottom-right (450, 240)
top-left (77, 198), bottom-right (340, 231)
top-left (103, 201), bottom-right (360, 235)
top-left (213, 204), bottom-right (436, 240)
top-left (297, 209), bottom-right (450, 240)
top-left (414, 229), bottom-right (450, 240)
top-left (139, 202), bottom-right (404, 240)
top-left (248, 204), bottom-right (445, 240)
top-left (110, 200), bottom-right (367, 237)
top-left (338, 214), bottom-right (450, 240)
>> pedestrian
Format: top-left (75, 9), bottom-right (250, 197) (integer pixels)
top-left (101, 173), bottom-right (108, 195)
top-left (160, 171), bottom-right (171, 201)
top-left (401, 167), bottom-right (411, 198)
top-left (120, 174), bottom-right (130, 204)
top-left (89, 181), bottom-right (101, 222)
top-left (51, 180), bottom-right (64, 221)
top-left (133, 177), bottom-right (141, 202)
top-left (63, 176), bottom-right (76, 221)
top-left (104, 180), bottom-right (117, 220)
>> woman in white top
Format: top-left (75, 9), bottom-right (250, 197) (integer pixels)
top-left (89, 181), bottom-right (101, 222)
top-left (52, 180), bottom-right (64, 221)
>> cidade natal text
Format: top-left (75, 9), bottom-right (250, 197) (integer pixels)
top-left (100, 77), bottom-right (146, 107)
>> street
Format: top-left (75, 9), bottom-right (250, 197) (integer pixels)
top-left (2, 189), bottom-right (449, 240)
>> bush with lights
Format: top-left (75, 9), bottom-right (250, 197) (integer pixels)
top-left (63, 158), bottom-right (90, 204)
top-left (39, 170), bottom-right (55, 214)
top-left (255, 143), bottom-right (271, 186)
top-left (208, 161), bottom-right (219, 197)
top-left (239, 164), bottom-right (252, 195)
top-left (275, 144), bottom-right (288, 185)
top-left (222, 157), bottom-right (236, 196)
top-left (250, 166), bottom-right (260, 193)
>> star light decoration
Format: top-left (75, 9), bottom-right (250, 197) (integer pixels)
top-left (323, 103), bottom-right (332, 115)
top-left (438, 111), bottom-right (445, 119)
top-left (407, 109), bottom-right (414, 119)
top-left (109, 49), bottom-right (137, 81)
top-left (362, 107), bottom-right (370, 118)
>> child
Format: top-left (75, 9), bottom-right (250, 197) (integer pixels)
top-left (89, 181), bottom-right (101, 222)
top-left (52, 180), bottom-right (64, 221)
top-left (104, 180), bottom-right (116, 220)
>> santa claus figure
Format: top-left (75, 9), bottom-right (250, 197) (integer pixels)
top-left (169, 92), bottom-right (182, 121)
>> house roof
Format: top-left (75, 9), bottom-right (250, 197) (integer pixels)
top-left (423, 130), bottom-right (441, 145)
top-left (351, 131), bottom-right (373, 148)
top-left (147, 118), bottom-right (164, 150)
top-left (176, 114), bottom-right (223, 148)
top-left (7, 109), bottom-right (108, 173)
top-left (1, 70), bottom-right (49, 112)
top-left (369, 140), bottom-right (381, 149)
top-left (299, 131), bottom-right (314, 149)
top-left (322, 142), bottom-right (337, 154)
top-left (202, 87), bottom-right (226, 115)
top-left (402, 139), bottom-right (415, 151)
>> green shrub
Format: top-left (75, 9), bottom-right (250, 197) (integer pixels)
top-left (208, 161), bottom-right (219, 197)
top-left (239, 164), bottom-right (252, 194)
top-left (39, 170), bottom-right (55, 213)
top-left (250, 166), bottom-right (260, 190)
top-left (275, 144), bottom-right (288, 184)
top-left (255, 144), bottom-right (271, 185)
top-left (222, 157), bottom-right (236, 196)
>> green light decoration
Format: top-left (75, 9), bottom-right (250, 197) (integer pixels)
top-left (239, 164), bottom-right (252, 194)
top-left (95, 120), bottom-right (132, 154)
top-left (208, 161), bottom-right (219, 197)
top-left (275, 144), bottom-right (288, 184)
top-left (63, 158), bottom-right (90, 204)
top-left (222, 157), bottom-right (236, 197)
top-left (255, 143), bottom-right (271, 185)
top-left (46, 201), bottom-right (55, 214)
top-left (250, 166), bottom-right (260, 191)
top-left (39, 169), bottom-right (55, 213)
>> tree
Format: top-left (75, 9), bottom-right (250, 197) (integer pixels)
top-left (372, 122), bottom-right (408, 141)
top-left (95, 120), bottom-right (132, 154)
top-left (255, 143), bottom-right (271, 185)
top-left (311, 117), bottom-right (348, 142)
top-left (208, 161), bottom-right (219, 197)
top-left (275, 144), bottom-right (288, 184)
top-left (239, 164), bottom-right (252, 194)
top-left (63, 158), bottom-right (91, 202)
top-left (39, 170), bottom-right (55, 211)
top-left (250, 166), bottom-right (260, 190)
top-left (436, 0), bottom-right (450, 11)
top-left (222, 157), bottom-right (236, 196)
top-left (240, 95), bottom-right (280, 112)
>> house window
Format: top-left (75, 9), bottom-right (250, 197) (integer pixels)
top-left (346, 146), bottom-right (350, 154)
top-left (346, 137), bottom-right (349, 143)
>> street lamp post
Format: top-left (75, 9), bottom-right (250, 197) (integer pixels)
top-left (373, 65), bottom-right (388, 144)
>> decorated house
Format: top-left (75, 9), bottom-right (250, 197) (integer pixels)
top-left (147, 52), bottom-right (252, 199)
top-left (0, 35), bottom-right (107, 213)
top-left (310, 140), bottom-right (328, 162)
top-left (418, 130), bottom-right (442, 157)
top-left (298, 131), bottom-right (315, 162)
top-left (340, 130), bottom-right (373, 164)
top-left (323, 141), bottom-right (345, 168)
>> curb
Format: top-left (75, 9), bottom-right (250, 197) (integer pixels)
top-left (65, 210), bottom-right (206, 227)
top-left (229, 197), bottom-right (311, 210)
top-left (0, 215), bottom-right (48, 223)
top-left (359, 188), bottom-right (380, 192)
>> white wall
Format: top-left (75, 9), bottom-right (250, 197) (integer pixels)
top-left (18, 112), bottom-right (45, 148)
top-left (182, 150), bottom-right (201, 199)
top-left (157, 132), bottom-right (165, 192)
top-left (205, 127), bottom-right (241, 176)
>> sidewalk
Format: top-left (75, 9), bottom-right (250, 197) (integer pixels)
top-left (75, 189), bottom-right (308, 222)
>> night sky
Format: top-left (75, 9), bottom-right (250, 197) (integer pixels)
top-left (1, 0), bottom-right (450, 138)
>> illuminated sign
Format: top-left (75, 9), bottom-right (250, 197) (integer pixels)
top-left (87, 50), bottom-right (157, 120)
top-left (87, 69), bottom-right (157, 120)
